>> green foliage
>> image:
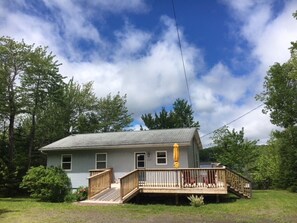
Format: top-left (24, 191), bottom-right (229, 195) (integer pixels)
top-left (141, 98), bottom-right (199, 129)
top-left (20, 166), bottom-right (71, 202)
top-left (75, 186), bottom-right (88, 201)
top-left (256, 61), bottom-right (297, 128)
top-left (65, 186), bottom-right (88, 202)
top-left (187, 195), bottom-right (204, 207)
top-left (212, 126), bottom-right (258, 177)
top-left (252, 144), bottom-right (280, 189)
top-left (256, 13), bottom-right (297, 190)
top-left (96, 93), bottom-right (133, 132)
top-left (272, 127), bottom-right (297, 189)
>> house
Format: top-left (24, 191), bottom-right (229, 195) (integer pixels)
top-left (40, 128), bottom-right (202, 189)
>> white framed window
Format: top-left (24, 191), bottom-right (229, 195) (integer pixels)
top-left (156, 151), bottom-right (167, 165)
top-left (61, 154), bottom-right (72, 171)
top-left (96, 153), bottom-right (107, 169)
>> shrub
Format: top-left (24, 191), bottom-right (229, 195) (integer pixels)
top-left (64, 193), bottom-right (78, 203)
top-left (20, 166), bottom-right (71, 202)
top-left (288, 185), bottom-right (297, 193)
top-left (188, 195), bottom-right (204, 207)
top-left (75, 186), bottom-right (88, 201)
top-left (64, 186), bottom-right (88, 202)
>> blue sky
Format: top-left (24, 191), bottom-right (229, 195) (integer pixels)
top-left (1, 0), bottom-right (297, 146)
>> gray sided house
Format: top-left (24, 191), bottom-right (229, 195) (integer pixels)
top-left (40, 128), bottom-right (202, 188)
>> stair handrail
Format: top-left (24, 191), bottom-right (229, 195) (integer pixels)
top-left (88, 168), bottom-right (113, 199)
top-left (119, 169), bottom-right (139, 200)
top-left (225, 167), bottom-right (252, 198)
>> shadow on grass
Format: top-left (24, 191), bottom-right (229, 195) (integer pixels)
top-left (129, 194), bottom-right (240, 206)
top-left (0, 198), bottom-right (29, 202)
top-left (0, 208), bottom-right (17, 216)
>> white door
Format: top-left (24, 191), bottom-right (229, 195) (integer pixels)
top-left (135, 152), bottom-right (146, 169)
top-left (135, 152), bottom-right (146, 182)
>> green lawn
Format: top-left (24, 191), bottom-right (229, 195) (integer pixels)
top-left (0, 190), bottom-right (297, 223)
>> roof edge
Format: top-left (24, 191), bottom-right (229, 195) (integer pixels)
top-left (40, 142), bottom-right (191, 152)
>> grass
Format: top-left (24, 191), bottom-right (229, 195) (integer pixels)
top-left (0, 190), bottom-right (297, 223)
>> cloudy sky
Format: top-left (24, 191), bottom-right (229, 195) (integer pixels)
top-left (1, 0), bottom-right (297, 147)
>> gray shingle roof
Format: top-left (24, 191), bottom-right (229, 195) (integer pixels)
top-left (40, 128), bottom-right (201, 151)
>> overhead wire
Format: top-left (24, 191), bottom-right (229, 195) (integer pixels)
top-left (201, 103), bottom-right (264, 138)
top-left (171, 0), bottom-right (263, 134)
top-left (171, 0), bottom-right (192, 106)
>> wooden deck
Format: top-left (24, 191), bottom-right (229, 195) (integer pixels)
top-left (86, 168), bottom-right (252, 204)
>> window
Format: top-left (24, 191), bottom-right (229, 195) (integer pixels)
top-left (156, 151), bottom-right (167, 165)
top-left (96, 153), bottom-right (107, 169)
top-left (61, 154), bottom-right (72, 171)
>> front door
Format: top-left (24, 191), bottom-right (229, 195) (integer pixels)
top-left (135, 152), bottom-right (146, 182)
top-left (135, 152), bottom-right (146, 169)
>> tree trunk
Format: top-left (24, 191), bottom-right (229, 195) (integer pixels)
top-left (28, 113), bottom-right (36, 168)
top-left (8, 114), bottom-right (15, 163)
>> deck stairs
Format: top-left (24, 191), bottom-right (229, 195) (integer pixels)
top-left (228, 186), bottom-right (249, 198)
top-left (81, 183), bottom-right (122, 204)
top-left (226, 169), bottom-right (252, 199)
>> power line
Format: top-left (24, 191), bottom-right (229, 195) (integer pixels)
top-left (171, 0), bottom-right (192, 106)
top-left (201, 103), bottom-right (264, 138)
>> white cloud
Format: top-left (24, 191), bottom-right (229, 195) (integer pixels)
top-left (113, 22), bottom-right (152, 59)
top-left (1, 0), bottom-right (295, 148)
top-left (87, 0), bottom-right (148, 13)
top-left (57, 15), bottom-right (203, 119)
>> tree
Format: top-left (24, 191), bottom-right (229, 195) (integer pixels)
top-left (212, 126), bottom-right (258, 177)
top-left (172, 99), bottom-right (200, 128)
top-left (96, 93), bottom-right (133, 132)
top-left (271, 127), bottom-right (297, 190)
top-left (253, 142), bottom-right (280, 189)
top-left (0, 37), bottom-right (32, 163)
top-left (20, 45), bottom-right (64, 167)
top-left (256, 60), bottom-right (297, 128)
top-left (256, 12), bottom-right (297, 190)
top-left (141, 98), bottom-right (200, 129)
top-left (60, 79), bottom-right (97, 134)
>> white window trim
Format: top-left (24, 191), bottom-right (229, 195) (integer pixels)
top-left (61, 154), bottom-right (72, 171)
top-left (156, 151), bottom-right (167, 165)
top-left (95, 153), bottom-right (107, 169)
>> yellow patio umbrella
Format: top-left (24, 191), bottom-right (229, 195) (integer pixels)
top-left (173, 143), bottom-right (180, 168)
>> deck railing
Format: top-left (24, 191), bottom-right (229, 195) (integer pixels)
top-left (118, 168), bottom-right (251, 201)
top-left (226, 168), bottom-right (252, 198)
top-left (138, 168), bottom-right (227, 189)
top-left (120, 169), bottom-right (139, 200)
top-left (88, 168), bottom-right (113, 199)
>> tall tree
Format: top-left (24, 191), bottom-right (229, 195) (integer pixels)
top-left (62, 79), bottom-right (97, 133)
top-left (212, 126), bottom-right (258, 177)
top-left (172, 99), bottom-right (200, 128)
top-left (0, 37), bottom-right (32, 163)
top-left (96, 93), bottom-right (133, 132)
top-left (256, 12), bottom-right (297, 190)
top-left (141, 98), bottom-right (200, 129)
top-left (20, 45), bottom-right (64, 167)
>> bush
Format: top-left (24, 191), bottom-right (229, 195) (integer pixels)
top-left (288, 185), bottom-right (297, 193)
top-left (64, 186), bottom-right (88, 202)
top-left (75, 186), bottom-right (88, 201)
top-left (20, 166), bottom-right (71, 202)
top-left (187, 195), bottom-right (204, 207)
